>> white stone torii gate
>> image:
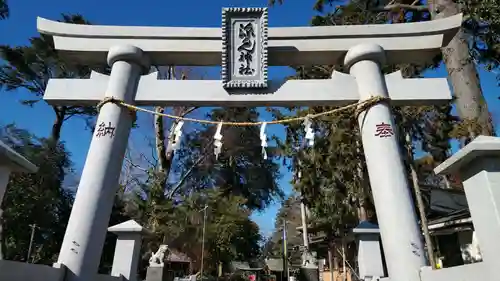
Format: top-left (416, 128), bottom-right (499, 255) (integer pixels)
top-left (37, 9), bottom-right (462, 281)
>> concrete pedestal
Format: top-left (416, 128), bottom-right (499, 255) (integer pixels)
top-left (344, 43), bottom-right (426, 281)
top-left (299, 266), bottom-right (319, 281)
top-left (146, 266), bottom-right (167, 281)
top-left (300, 250), bottom-right (318, 281)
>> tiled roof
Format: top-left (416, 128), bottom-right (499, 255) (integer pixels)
top-left (166, 249), bottom-right (191, 263)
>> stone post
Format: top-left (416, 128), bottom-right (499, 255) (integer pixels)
top-left (344, 43), bottom-right (426, 281)
top-left (352, 221), bottom-right (385, 281)
top-left (108, 220), bottom-right (151, 281)
top-left (56, 45), bottom-right (149, 281)
top-left (434, 136), bottom-right (500, 280)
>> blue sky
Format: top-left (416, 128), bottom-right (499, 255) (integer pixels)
top-left (1, 0), bottom-right (499, 237)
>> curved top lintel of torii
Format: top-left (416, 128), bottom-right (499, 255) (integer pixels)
top-left (37, 13), bottom-right (462, 66)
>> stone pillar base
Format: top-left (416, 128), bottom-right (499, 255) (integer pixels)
top-left (299, 266), bottom-right (319, 281)
top-left (146, 266), bottom-right (169, 281)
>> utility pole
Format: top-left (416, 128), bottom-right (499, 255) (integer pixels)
top-left (27, 224), bottom-right (37, 263)
top-left (297, 147), bottom-right (312, 271)
top-left (282, 220), bottom-right (289, 281)
top-left (297, 160), bottom-right (309, 251)
top-left (405, 133), bottom-right (436, 268)
top-left (296, 140), bottom-right (311, 253)
top-left (300, 199), bottom-right (309, 250)
top-left (200, 205), bottom-right (208, 279)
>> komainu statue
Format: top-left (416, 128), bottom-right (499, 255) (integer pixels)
top-left (149, 244), bottom-right (169, 267)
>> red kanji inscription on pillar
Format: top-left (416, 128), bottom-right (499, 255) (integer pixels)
top-left (374, 122), bottom-right (394, 138)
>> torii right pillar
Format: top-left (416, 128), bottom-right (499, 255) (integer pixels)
top-left (344, 43), bottom-right (426, 281)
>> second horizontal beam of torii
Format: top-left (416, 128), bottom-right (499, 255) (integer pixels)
top-left (44, 70), bottom-right (451, 107)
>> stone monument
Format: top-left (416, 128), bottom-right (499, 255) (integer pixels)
top-left (37, 8), bottom-right (462, 281)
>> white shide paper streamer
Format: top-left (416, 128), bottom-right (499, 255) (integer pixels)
top-left (260, 122), bottom-right (268, 160)
top-left (214, 122), bottom-right (223, 159)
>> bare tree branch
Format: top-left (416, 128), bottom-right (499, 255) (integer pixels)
top-left (166, 139), bottom-right (215, 199)
top-left (371, 3), bottom-right (428, 12)
top-left (155, 66), bottom-right (199, 187)
top-left (124, 156), bottom-right (149, 172)
top-left (166, 153), bottom-right (207, 199)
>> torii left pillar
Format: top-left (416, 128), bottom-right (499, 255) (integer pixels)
top-left (56, 45), bottom-right (149, 281)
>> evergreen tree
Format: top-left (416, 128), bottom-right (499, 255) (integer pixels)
top-left (267, 196), bottom-right (304, 264)
top-left (0, 124), bottom-right (73, 263)
top-left (0, 0), bottom-right (8, 19)
top-left (126, 185), bottom-right (262, 278)
top-left (176, 107), bottom-right (283, 211)
top-left (0, 14), bottom-right (108, 143)
top-left (271, 0), bottom-right (496, 142)
top-left (266, 2), bottom-right (467, 270)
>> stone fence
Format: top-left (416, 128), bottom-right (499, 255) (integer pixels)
top-left (0, 260), bottom-right (125, 281)
top-left (0, 219), bottom-right (146, 281)
top-left (0, 260), bottom-right (66, 281)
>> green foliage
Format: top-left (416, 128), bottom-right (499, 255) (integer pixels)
top-left (109, 107), bottom-right (280, 276)
top-left (268, 0), bottom-right (336, 13)
top-left (176, 107), bottom-right (283, 211)
top-left (126, 184), bottom-right (262, 277)
top-left (265, 196), bottom-right (303, 265)
top-left (270, 64), bottom-right (370, 241)
top-left (0, 14), bottom-right (108, 141)
top-left (460, 0), bottom-right (500, 75)
top-left (268, 1), bottom-right (463, 250)
top-left (272, 104), bottom-right (362, 238)
top-left (203, 190), bottom-right (262, 267)
top-left (0, 124), bottom-right (73, 263)
top-left (0, 0), bottom-right (8, 20)
top-left (0, 124), bottom-right (128, 271)
top-left (273, 0), bottom-right (500, 81)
